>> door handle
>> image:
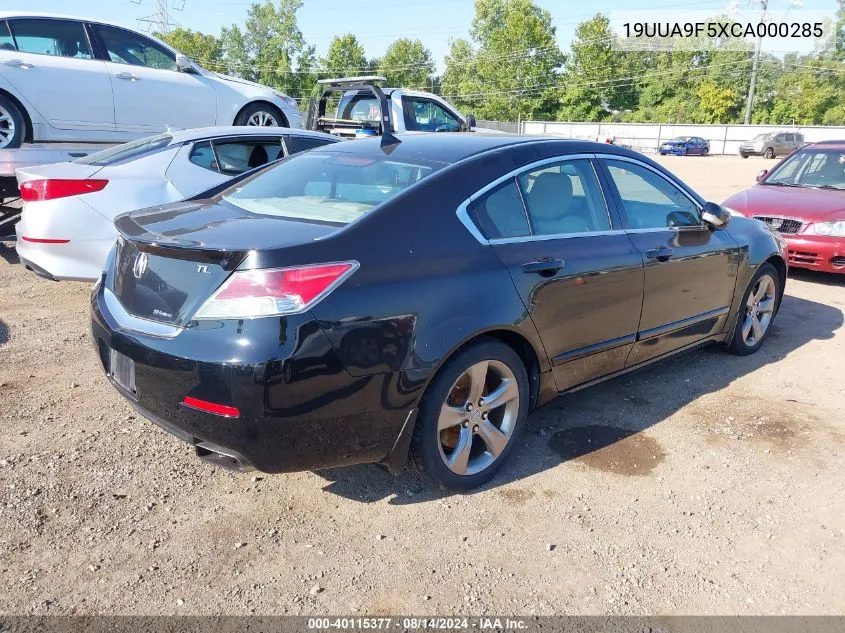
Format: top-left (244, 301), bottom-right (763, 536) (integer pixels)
top-left (115, 72), bottom-right (140, 80)
top-left (2, 59), bottom-right (33, 69)
top-left (645, 247), bottom-right (674, 262)
top-left (521, 258), bottom-right (565, 275)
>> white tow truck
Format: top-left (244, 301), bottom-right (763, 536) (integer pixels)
top-left (305, 76), bottom-right (479, 140)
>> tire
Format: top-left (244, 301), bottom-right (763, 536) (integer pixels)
top-left (764, 147), bottom-right (775, 159)
top-left (741, 153), bottom-right (749, 159)
top-left (0, 94), bottom-right (25, 149)
top-left (409, 339), bottom-right (529, 491)
top-left (703, 147), bottom-right (709, 156)
top-left (235, 102), bottom-right (287, 128)
top-left (727, 263), bottom-right (781, 356)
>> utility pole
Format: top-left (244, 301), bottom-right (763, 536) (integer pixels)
top-left (744, 0), bottom-right (768, 124)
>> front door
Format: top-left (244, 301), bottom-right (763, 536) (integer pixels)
top-left (599, 157), bottom-right (741, 366)
top-left (1, 18), bottom-right (114, 132)
top-left (471, 156), bottom-right (644, 391)
top-left (91, 23), bottom-right (217, 135)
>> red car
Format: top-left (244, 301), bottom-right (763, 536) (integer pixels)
top-left (723, 141), bottom-right (845, 274)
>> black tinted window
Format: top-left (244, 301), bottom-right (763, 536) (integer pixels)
top-left (287, 136), bottom-right (338, 154)
top-left (9, 19), bottom-right (92, 59)
top-left (471, 179), bottom-right (530, 239)
top-left (94, 24), bottom-right (176, 70)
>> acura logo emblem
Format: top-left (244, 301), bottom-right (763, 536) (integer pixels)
top-left (132, 252), bottom-right (148, 279)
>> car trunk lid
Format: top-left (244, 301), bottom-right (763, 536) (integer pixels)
top-left (111, 199), bottom-right (343, 326)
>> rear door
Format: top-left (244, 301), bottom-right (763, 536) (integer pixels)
top-left (470, 155), bottom-right (644, 391)
top-left (166, 135), bottom-right (286, 196)
top-left (90, 23), bottom-right (217, 134)
top-left (1, 17), bottom-right (114, 132)
top-left (598, 156), bottom-right (740, 366)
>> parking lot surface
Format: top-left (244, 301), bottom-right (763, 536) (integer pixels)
top-left (1, 155), bottom-right (843, 615)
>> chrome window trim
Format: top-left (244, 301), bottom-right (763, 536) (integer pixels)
top-left (455, 153), bottom-right (618, 245)
top-left (103, 287), bottom-right (182, 339)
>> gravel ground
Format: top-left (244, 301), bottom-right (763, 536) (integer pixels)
top-left (0, 155), bottom-right (843, 615)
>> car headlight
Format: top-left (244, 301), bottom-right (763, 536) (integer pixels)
top-left (806, 220), bottom-right (845, 237)
top-left (273, 91), bottom-right (298, 108)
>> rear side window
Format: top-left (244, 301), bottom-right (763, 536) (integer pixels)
top-left (287, 135), bottom-right (338, 154)
top-left (339, 95), bottom-right (381, 122)
top-left (0, 21), bottom-right (15, 51)
top-left (75, 134), bottom-right (173, 166)
top-left (221, 151), bottom-right (444, 225)
top-left (470, 179), bottom-right (530, 239)
top-left (8, 19), bottom-right (93, 59)
top-left (189, 139), bottom-right (284, 175)
top-left (517, 159), bottom-right (610, 235)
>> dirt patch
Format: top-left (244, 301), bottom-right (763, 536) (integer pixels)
top-left (495, 488), bottom-right (535, 505)
top-left (547, 425), bottom-right (666, 476)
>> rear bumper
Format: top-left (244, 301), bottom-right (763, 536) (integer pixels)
top-left (90, 282), bottom-right (413, 473)
top-left (783, 235), bottom-right (845, 274)
top-left (15, 199), bottom-right (114, 281)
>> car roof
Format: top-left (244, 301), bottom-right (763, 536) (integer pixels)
top-left (807, 140), bottom-right (845, 150)
top-left (318, 133), bottom-right (641, 165)
top-left (165, 126), bottom-right (339, 144)
top-left (0, 11), bottom-right (133, 27)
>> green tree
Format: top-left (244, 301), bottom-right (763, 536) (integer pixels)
top-left (378, 38), bottom-right (435, 90)
top-left (321, 34), bottom-right (367, 77)
top-left (696, 82), bottom-right (738, 123)
top-left (219, 0), bottom-right (306, 94)
top-left (443, 0), bottom-right (564, 121)
top-left (156, 28), bottom-right (222, 68)
top-left (440, 38), bottom-right (477, 108)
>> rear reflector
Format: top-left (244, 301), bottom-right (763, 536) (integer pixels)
top-left (182, 396), bottom-right (240, 418)
top-left (20, 236), bottom-right (70, 244)
top-left (20, 179), bottom-right (108, 202)
top-left (193, 261), bottom-right (358, 320)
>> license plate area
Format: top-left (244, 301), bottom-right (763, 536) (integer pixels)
top-left (109, 348), bottom-right (136, 395)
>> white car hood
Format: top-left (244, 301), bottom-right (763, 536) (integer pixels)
top-left (212, 72), bottom-right (277, 93)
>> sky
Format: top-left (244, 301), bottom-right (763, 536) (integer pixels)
top-left (10, 0), bottom-right (841, 70)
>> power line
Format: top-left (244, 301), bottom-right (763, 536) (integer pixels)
top-left (133, 0), bottom-right (185, 34)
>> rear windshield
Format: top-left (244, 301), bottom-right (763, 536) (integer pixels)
top-left (220, 151), bottom-right (444, 225)
top-left (74, 134), bottom-right (174, 167)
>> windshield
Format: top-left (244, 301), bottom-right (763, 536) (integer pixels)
top-left (220, 151), bottom-right (444, 224)
top-left (75, 134), bottom-right (173, 166)
top-left (752, 134), bottom-right (771, 141)
top-left (670, 136), bottom-right (692, 142)
top-left (763, 148), bottom-right (845, 190)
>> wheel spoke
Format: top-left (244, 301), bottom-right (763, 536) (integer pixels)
top-left (751, 314), bottom-right (763, 341)
top-left (742, 313), bottom-right (754, 340)
top-left (753, 280), bottom-right (768, 302)
top-left (475, 419), bottom-right (508, 457)
top-left (466, 361), bottom-right (488, 406)
top-left (481, 378), bottom-right (517, 411)
top-left (438, 404), bottom-right (465, 431)
top-left (447, 428), bottom-right (473, 474)
top-left (757, 297), bottom-right (775, 314)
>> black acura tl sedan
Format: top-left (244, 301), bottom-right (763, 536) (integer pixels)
top-left (91, 134), bottom-right (787, 490)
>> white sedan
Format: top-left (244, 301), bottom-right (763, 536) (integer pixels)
top-left (0, 12), bottom-right (303, 148)
top-left (15, 127), bottom-right (339, 281)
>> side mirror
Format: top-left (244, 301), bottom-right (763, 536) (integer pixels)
top-left (464, 113), bottom-right (477, 131)
top-left (176, 55), bottom-right (198, 74)
top-left (756, 169), bottom-right (768, 183)
top-left (701, 202), bottom-right (731, 229)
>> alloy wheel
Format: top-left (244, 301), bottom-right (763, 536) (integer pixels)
top-left (0, 104), bottom-right (16, 149)
top-left (437, 359), bottom-right (519, 476)
top-left (246, 110), bottom-right (279, 127)
top-left (742, 273), bottom-right (776, 347)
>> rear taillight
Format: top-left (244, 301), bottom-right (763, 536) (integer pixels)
top-left (193, 261), bottom-right (358, 320)
top-left (20, 179), bottom-right (108, 202)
